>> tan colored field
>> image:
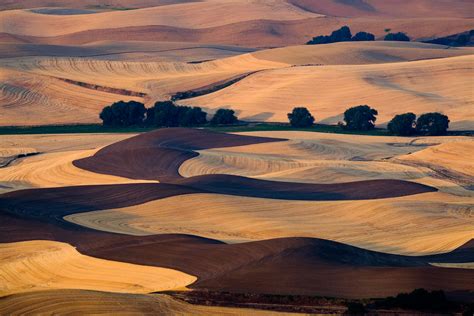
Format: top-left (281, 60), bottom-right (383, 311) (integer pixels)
top-left (0, 132), bottom-right (135, 152)
top-left (0, 290), bottom-right (306, 316)
top-left (0, 53), bottom-right (286, 125)
top-left (181, 54), bottom-right (474, 129)
top-left (0, 68), bottom-right (144, 125)
top-left (1, 41), bottom-right (473, 126)
top-left (0, 133), bottom-right (138, 192)
top-left (0, 149), bottom-right (157, 193)
top-left (225, 131), bottom-right (474, 196)
top-left (397, 142), bottom-right (474, 181)
top-left (0, 240), bottom-right (196, 296)
top-left (65, 191), bottom-right (474, 255)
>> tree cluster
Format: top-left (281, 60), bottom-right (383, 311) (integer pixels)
top-left (99, 100), bottom-right (146, 127)
top-left (287, 104), bottom-right (449, 136)
top-left (99, 100), bottom-right (238, 127)
top-left (306, 26), bottom-right (375, 45)
top-left (146, 101), bottom-right (207, 127)
top-left (384, 32), bottom-right (410, 41)
top-left (374, 289), bottom-right (454, 312)
top-left (388, 112), bottom-right (449, 136)
top-left (426, 29), bottom-right (473, 47)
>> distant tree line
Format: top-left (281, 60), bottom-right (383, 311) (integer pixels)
top-left (100, 100), bottom-right (450, 136)
top-left (288, 105), bottom-right (449, 136)
top-left (306, 26), bottom-right (410, 45)
top-left (425, 29), bottom-right (473, 47)
top-left (100, 100), bottom-right (237, 128)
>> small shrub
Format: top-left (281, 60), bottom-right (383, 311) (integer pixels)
top-left (342, 105), bottom-right (378, 131)
top-left (210, 108), bottom-right (238, 125)
top-left (287, 107), bottom-right (315, 128)
top-left (387, 112), bottom-right (416, 136)
top-left (416, 112), bottom-right (449, 136)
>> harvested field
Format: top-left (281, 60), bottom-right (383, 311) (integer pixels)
top-left (65, 191), bottom-right (474, 255)
top-left (1, 0), bottom-right (473, 312)
top-left (181, 55), bottom-right (474, 129)
top-left (0, 240), bottom-right (196, 296)
top-left (1, 42), bottom-right (473, 126)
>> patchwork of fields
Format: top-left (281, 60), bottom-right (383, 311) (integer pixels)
top-left (0, 0), bottom-right (473, 314)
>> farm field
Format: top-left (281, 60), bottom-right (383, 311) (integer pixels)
top-left (0, 0), bottom-right (473, 314)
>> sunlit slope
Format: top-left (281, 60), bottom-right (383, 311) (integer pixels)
top-left (2, 42), bottom-right (472, 126)
top-left (0, 133), bottom-right (136, 193)
top-left (0, 1), bottom-right (318, 37)
top-left (181, 55), bottom-right (474, 129)
top-left (0, 68), bottom-right (143, 126)
top-left (65, 191), bottom-right (474, 256)
top-left (397, 142), bottom-right (474, 187)
top-left (0, 54), bottom-right (286, 125)
top-left (0, 240), bottom-right (196, 296)
top-left (0, 149), bottom-right (158, 192)
top-left (0, 133), bottom-right (135, 153)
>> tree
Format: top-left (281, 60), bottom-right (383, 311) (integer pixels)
top-left (210, 108), bottom-right (238, 125)
top-left (330, 26), bottom-right (352, 42)
top-left (287, 107), bottom-right (315, 128)
top-left (342, 105), bottom-right (378, 130)
top-left (307, 26), bottom-right (352, 45)
top-left (99, 100), bottom-right (146, 127)
top-left (416, 112), bottom-right (449, 136)
top-left (179, 106), bottom-right (207, 126)
top-left (384, 32), bottom-right (410, 41)
top-left (352, 31), bottom-right (375, 41)
top-left (152, 101), bottom-right (179, 127)
top-left (148, 101), bottom-right (208, 127)
top-left (387, 113), bottom-right (416, 136)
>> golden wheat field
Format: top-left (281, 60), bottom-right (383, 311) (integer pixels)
top-left (0, 0), bottom-right (473, 314)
